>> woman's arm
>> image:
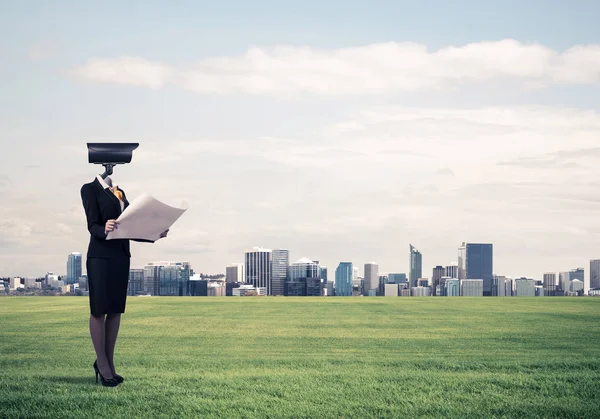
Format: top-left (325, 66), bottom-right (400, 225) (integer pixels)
top-left (81, 184), bottom-right (108, 240)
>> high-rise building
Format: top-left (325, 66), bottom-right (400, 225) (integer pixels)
top-left (458, 243), bottom-right (466, 280)
top-left (559, 271), bottom-right (571, 292)
top-left (245, 247), bottom-right (273, 295)
top-left (363, 262), bottom-right (379, 296)
top-left (335, 262), bottom-right (353, 296)
top-left (226, 263), bottom-right (245, 283)
top-left (445, 263), bottom-right (458, 279)
top-left (590, 260), bottom-right (600, 290)
top-left (543, 272), bottom-right (558, 296)
top-left (144, 261), bottom-right (192, 296)
top-left (409, 245), bottom-right (422, 288)
top-left (460, 242), bottom-right (493, 296)
top-left (445, 279), bottom-right (460, 296)
top-left (493, 275), bottom-right (509, 297)
top-left (66, 252), bottom-right (82, 285)
top-left (128, 269), bottom-right (144, 296)
top-left (320, 266), bottom-right (328, 282)
top-left (505, 278), bottom-right (513, 296)
top-left (159, 262), bottom-right (192, 296)
top-left (432, 266), bottom-right (445, 293)
top-left (271, 249), bottom-right (289, 296)
top-left (515, 278), bottom-right (536, 296)
top-left (388, 273), bottom-right (407, 284)
top-left (569, 268), bottom-right (584, 283)
top-left (570, 279), bottom-right (584, 295)
top-left (543, 272), bottom-right (557, 287)
top-left (460, 279), bottom-right (483, 296)
top-left (287, 257), bottom-right (322, 296)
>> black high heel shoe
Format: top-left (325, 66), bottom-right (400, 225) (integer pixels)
top-left (94, 360), bottom-right (124, 383)
top-left (93, 361), bottom-right (120, 387)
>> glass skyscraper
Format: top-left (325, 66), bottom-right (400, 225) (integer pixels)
top-left (591, 259), bottom-right (600, 290)
top-left (335, 262), bottom-right (353, 296)
top-left (245, 247), bottom-right (272, 295)
top-left (462, 243), bottom-right (493, 296)
top-left (66, 252), bottom-right (82, 285)
top-left (271, 249), bottom-right (289, 296)
top-left (409, 245), bottom-right (422, 288)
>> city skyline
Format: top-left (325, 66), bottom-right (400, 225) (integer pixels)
top-left (2, 2), bottom-right (600, 280)
top-left (5, 241), bottom-right (600, 293)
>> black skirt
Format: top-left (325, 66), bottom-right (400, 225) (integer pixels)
top-left (87, 256), bottom-right (131, 316)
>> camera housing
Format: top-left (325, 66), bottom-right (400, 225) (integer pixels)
top-left (87, 143), bottom-right (139, 176)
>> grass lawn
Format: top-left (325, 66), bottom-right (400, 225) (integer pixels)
top-left (1, 296), bottom-right (599, 418)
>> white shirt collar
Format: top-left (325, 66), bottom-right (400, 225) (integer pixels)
top-left (96, 174), bottom-right (113, 189)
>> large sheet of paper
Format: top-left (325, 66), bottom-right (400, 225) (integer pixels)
top-left (106, 193), bottom-right (188, 241)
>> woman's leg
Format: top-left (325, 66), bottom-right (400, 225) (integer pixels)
top-left (105, 313), bottom-right (121, 376)
top-left (90, 314), bottom-right (113, 379)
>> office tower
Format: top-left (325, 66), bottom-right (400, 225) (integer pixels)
top-left (128, 269), bottom-right (144, 296)
top-left (289, 257), bottom-right (320, 280)
top-left (437, 276), bottom-right (450, 296)
top-left (388, 273), bottom-right (407, 284)
top-left (505, 278), bottom-right (513, 296)
top-left (378, 275), bottom-right (388, 296)
top-left (417, 278), bottom-right (429, 287)
top-left (226, 263), bottom-right (245, 284)
top-left (320, 266), bottom-right (328, 282)
top-left (515, 279), bottom-right (536, 296)
top-left (363, 262), bottom-right (379, 296)
top-left (78, 275), bottom-right (88, 291)
top-left (543, 272), bottom-right (557, 287)
top-left (287, 257), bottom-right (322, 296)
top-left (144, 261), bottom-right (192, 296)
top-left (159, 262), bottom-right (191, 296)
top-left (493, 275), bottom-right (509, 297)
top-left (459, 242), bottom-right (493, 296)
top-left (559, 271), bottom-right (571, 292)
top-left (590, 260), bottom-right (600, 290)
top-left (445, 279), bottom-right (460, 296)
top-left (432, 266), bottom-right (445, 293)
top-left (9, 277), bottom-right (21, 290)
top-left (66, 252), bottom-right (82, 285)
top-left (570, 279), bottom-right (584, 295)
top-left (445, 263), bottom-right (458, 279)
top-left (352, 277), bottom-right (364, 295)
top-left (543, 272), bottom-right (557, 296)
top-left (245, 247), bottom-right (273, 295)
top-left (352, 266), bottom-right (359, 282)
top-left (458, 243), bottom-right (466, 280)
top-left (271, 249), bottom-right (289, 296)
top-left (460, 279), bottom-right (483, 296)
top-left (335, 262), bottom-right (353, 296)
top-left (569, 268), bottom-right (584, 283)
top-left (409, 245), bottom-right (422, 288)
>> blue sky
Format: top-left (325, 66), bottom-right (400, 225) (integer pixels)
top-left (1, 1), bottom-right (600, 289)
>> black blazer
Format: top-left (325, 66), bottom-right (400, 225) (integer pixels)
top-left (81, 177), bottom-right (153, 259)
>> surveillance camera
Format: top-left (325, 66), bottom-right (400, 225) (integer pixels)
top-left (87, 143), bottom-right (139, 165)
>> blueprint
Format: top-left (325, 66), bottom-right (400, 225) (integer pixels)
top-left (106, 193), bottom-right (188, 241)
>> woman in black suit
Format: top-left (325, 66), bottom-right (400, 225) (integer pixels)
top-left (81, 174), bottom-right (168, 386)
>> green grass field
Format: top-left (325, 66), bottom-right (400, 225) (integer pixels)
top-left (1, 297), bottom-right (599, 418)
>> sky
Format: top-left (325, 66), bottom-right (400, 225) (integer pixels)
top-left (1, 1), bottom-right (600, 290)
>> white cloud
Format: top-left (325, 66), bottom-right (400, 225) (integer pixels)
top-left (69, 40), bottom-right (600, 96)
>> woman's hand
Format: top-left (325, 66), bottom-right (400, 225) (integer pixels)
top-left (105, 219), bottom-right (119, 234)
top-left (158, 229), bottom-right (169, 239)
